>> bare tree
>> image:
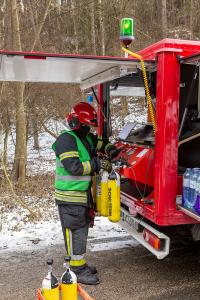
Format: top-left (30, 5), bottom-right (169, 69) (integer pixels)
top-left (98, 0), bottom-right (105, 55)
top-left (161, 0), bottom-right (167, 37)
top-left (11, 0), bottom-right (27, 186)
top-left (90, 0), bottom-right (97, 55)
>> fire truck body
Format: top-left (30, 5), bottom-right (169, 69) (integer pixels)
top-left (113, 39), bottom-right (200, 226)
top-left (97, 39), bottom-right (200, 258)
top-left (1, 38), bottom-right (200, 258)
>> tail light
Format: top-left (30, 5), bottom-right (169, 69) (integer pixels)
top-left (143, 229), bottom-right (164, 251)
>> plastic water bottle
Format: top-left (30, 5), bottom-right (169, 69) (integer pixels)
top-left (194, 169), bottom-right (200, 203)
top-left (188, 169), bottom-right (199, 209)
top-left (182, 168), bottom-right (191, 207)
top-left (194, 171), bottom-right (200, 214)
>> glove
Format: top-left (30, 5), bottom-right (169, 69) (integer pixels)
top-left (109, 148), bottom-right (121, 160)
top-left (106, 144), bottom-right (121, 160)
top-left (101, 159), bottom-right (112, 173)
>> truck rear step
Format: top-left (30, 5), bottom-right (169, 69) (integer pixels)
top-left (120, 208), bottom-right (170, 259)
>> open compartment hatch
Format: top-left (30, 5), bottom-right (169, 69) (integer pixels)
top-left (0, 50), bottom-right (154, 89)
top-left (178, 53), bottom-right (200, 221)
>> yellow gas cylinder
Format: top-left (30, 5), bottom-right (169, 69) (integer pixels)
top-left (100, 170), bottom-right (109, 216)
top-left (108, 171), bottom-right (121, 222)
top-left (96, 174), bottom-right (102, 213)
top-left (41, 259), bottom-right (59, 300)
top-left (61, 256), bottom-right (78, 300)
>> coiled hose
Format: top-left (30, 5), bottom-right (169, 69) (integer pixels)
top-left (122, 47), bottom-right (156, 134)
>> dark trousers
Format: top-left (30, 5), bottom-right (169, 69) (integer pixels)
top-left (58, 204), bottom-right (90, 266)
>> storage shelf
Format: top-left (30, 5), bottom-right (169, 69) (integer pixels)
top-left (178, 205), bottom-right (200, 222)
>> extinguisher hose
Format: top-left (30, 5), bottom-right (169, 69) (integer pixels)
top-left (122, 47), bottom-right (156, 134)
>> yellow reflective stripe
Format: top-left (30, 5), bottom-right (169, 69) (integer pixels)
top-left (56, 174), bottom-right (91, 181)
top-left (97, 139), bottom-right (103, 151)
top-left (70, 258), bottom-right (86, 267)
top-left (82, 161), bottom-right (91, 175)
top-left (59, 151), bottom-right (79, 160)
top-left (65, 228), bottom-right (71, 255)
top-left (55, 189), bottom-right (86, 197)
top-left (55, 193), bottom-right (87, 203)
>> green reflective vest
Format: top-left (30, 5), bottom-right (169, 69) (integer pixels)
top-left (52, 130), bottom-right (93, 204)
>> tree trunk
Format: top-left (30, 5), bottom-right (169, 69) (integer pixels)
top-left (98, 0), bottom-right (105, 55)
top-left (11, 0), bottom-right (26, 186)
top-left (3, 124), bottom-right (9, 168)
top-left (161, 0), bottom-right (167, 37)
top-left (190, 0), bottom-right (193, 39)
top-left (121, 96), bottom-right (128, 126)
top-left (32, 113), bottom-right (40, 149)
top-left (90, 1), bottom-right (97, 55)
top-left (28, 0), bottom-right (43, 50)
top-left (30, 0), bottom-right (52, 51)
top-left (70, 0), bottom-right (79, 53)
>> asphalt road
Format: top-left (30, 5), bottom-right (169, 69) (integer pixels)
top-left (0, 238), bottom-right (200, 300)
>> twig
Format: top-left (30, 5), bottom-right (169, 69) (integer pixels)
top-left (1, 154), bottom-right (39, 219)
top-left (42, 123), bottom-right (58, 139)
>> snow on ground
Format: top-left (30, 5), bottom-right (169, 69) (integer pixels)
top-left (0, 215), bottom-right (135, 253)
top-left (1, 100), bottom-right (146, 254)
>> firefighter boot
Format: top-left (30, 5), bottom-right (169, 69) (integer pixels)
top-left (71, 264), bottom-right (97, 274)
top-left (85, 264), bottom-right (97, 274)
top-left (72, 266), bottom-right (100, 285)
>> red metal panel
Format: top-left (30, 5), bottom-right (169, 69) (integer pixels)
top-left (115, 142), bottom-right (154, 186)
top-left (24, 55), bottom-right (46, 60)
top-left (154, 49), bottom-right (180, 220)
top-left (97, 84), bottom-right (104, 137)
top-left (0, 49), bottom-right (142, 61)
top-left (120, 192), bottom-right (197, 225)
top-left (137, 38), bottom-right (200, 60)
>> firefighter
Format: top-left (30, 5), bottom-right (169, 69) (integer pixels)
top-left (52, 102), bottom-right (119, 285)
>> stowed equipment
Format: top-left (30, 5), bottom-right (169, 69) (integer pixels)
top-left (94, 156), bottom-right (123, 223)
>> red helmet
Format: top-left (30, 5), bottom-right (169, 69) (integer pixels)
top-left (67, 102), bottom-right (98, 130)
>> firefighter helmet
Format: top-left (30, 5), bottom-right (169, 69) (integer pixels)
top-left (67, 102), bottom-right (98, 130)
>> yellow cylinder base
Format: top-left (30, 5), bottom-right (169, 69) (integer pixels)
top-left (42, 287), bottom-right (59, 300)
top-left (61, 283), bottom-right (78, 300)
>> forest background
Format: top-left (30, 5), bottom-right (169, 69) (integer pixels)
top-left (0, 0), bottom-right (200, 218)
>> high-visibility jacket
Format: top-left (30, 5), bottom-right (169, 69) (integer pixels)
top-left (52, 130), bottom-right (94, 204)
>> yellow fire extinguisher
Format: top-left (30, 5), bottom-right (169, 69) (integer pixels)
top-left (108, 171), bottom-right (121, 222)
top-left (41, 259), bottom-right (59, 300)
top-left (61, 256), bottom-right (78, 300)
top-left (100, 170), bottom-right (109, 216)
top-left (96, 174), bottom-right (101, 213)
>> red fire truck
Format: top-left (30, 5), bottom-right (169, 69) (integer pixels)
top-left (2, 38), bottom-right (200, 259)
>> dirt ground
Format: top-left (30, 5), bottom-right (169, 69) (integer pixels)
top-left (1, 239), bottom-right (200, 300)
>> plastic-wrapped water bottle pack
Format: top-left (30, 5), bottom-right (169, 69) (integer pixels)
top-left (182, 168), bottom-right (200, 214)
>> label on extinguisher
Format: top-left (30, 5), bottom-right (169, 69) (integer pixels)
top-left (136, 149), bottom-right (149, 158)
top-left (108, 187), bottom-right (112, 217)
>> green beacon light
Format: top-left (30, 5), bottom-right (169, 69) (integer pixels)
top-left (120, 18), bottom-right (134, 47)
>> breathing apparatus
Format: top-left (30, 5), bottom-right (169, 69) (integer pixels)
top-left (41, 259), bottom-right (59, 300)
